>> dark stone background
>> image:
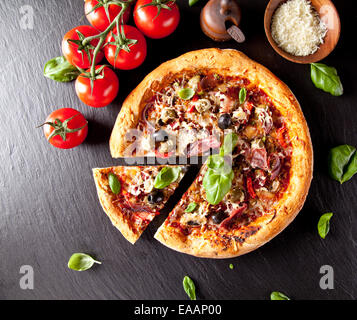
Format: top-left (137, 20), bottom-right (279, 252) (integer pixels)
top-left (0, 0), bottom-right (356, 300)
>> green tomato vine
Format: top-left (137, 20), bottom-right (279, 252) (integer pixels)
top-left (80, 0), bottom-right (134, 79)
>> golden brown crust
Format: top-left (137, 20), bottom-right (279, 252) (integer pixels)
top-left (110, 48), bottom-right (313, 257)
top-left (93, 168), bottom-right (141, 244)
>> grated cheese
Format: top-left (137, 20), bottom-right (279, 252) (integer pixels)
top-left (271, 0), bottom-right (327, 56)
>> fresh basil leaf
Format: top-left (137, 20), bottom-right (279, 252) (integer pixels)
top-left (185, 202), bottom-right (198, 213)
top-left (183, 276), bottom-right (196, 300)
top-left (203, 168), bottom-right (234, 205)
top-left (68, 253), bottom-right (101, 271)
top-left (270, 291), bottom-right (290, 300)
top-left (310, 63), bottom-right (343, 96)
top-left (178, 88), bottom-right (195, 100)
top-left (189, 0), bottom-right (200, 6)
top-left (229, 264), bottom-right (234, 270)
top-left (239, 88), bottom-right (247, 104)
top-left (206, 154), bottom-right (232, 174)
top-left (44, 56), bottom-right (80, 82)
top-left (328, 145), bottom-right (357, 184)
top-left (108, 173), bottom-right (121, 194)
top-left (206, 154), bottom-right (225, 170)
top-left (220, 132), bottom-right (239, 155)
top-left (154, 167), bottom-right (181, 189)
top-left (341, 152), bottom-right (357, 183)
top-left (318, 212), bottom-right (333, 239)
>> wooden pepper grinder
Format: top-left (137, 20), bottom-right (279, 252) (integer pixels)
top-left (200, 0), bottom-right (245, 43)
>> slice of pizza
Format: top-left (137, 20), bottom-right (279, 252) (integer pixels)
top-left (93, 165), bottom-right (187, 244)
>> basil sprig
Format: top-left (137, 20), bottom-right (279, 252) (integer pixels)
top-left (318, 213), bottom-right (333, 239)
top-left (239, 88), bottom-right (247, 104)
top-left (108, 173), bottom-right (121, 194)
top-left (178, 88), bottom-right (195, 100)
top-left (328, 145), bottom-right (357, 184)
top-left (185, 202), bottom-right (198, 213)
top-left (310, 63), bottom-right (343, 96)
top-left (183, 276), bottom-right (196, 300)
top-left (44, 56), bottom-right (80, 82)
top-left (203, 134), bottom-right (237, 205)
top-left (68, 253), bottom-right (101, 271)
top-left (270, 291), bottom-right (290, 300)
top-left (154, 167), bottom-right (181, 189)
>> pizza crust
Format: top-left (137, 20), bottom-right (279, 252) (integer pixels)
top-left (93, 168), bottom-right (141, 244)
top-left (110, 48), bottom-right (313, 258)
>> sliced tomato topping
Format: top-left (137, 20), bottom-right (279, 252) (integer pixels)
top-left (188, 105), bottom-right (196, 113)
top-left (276, 125), bottom-right (288, 148)
top-left (192, 94), bottom-right (199, 102)
top-left (246, 176), bottom-right (256, 199)
top-left (245, 101), bottom-right (254, 112)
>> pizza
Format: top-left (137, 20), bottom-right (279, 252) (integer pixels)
top-left (105, 48), bottom-right (313, 257)
top-left (93, 165), bottom-right (187, 244)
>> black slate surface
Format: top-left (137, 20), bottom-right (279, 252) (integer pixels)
top-left (0, 0), bottom-right (356, 300)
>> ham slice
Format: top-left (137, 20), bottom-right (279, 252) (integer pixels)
top-left (187, 136), bottom-right (220, 156)
top-left (219, 203), bottom-right (248, 230)
top-left (269, 153), bottom-right (281, 180)
top-left (246, 148), bottom-right (269, 171)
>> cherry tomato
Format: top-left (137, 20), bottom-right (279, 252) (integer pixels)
top-left (62, 25), bottom-right (104, 69)
top-left (75, 66), bottom-right (119, 108)
top-left (104, 25), bottom-right (147, 70)
top-left (133, 0), bottom-right (180, 39)
top-left (85, 0), bottom-right (131, 32)
top-left (42, 108), bottom-right (88, 149)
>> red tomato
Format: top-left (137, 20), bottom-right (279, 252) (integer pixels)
top-left (62, 25), bottom-right (104, 69)
top-left (42, 108), bottom-right (88, 149)
top-left (75, 66), bottom-right (119, 108)
top-left (104, 25), bottom-right (147, 70)
top-left (85, 0), bottom-right (131, 32)
top-left (133, 0), bottom-right (180, 39)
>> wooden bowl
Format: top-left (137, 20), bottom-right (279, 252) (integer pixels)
top-left (264, 0), bottom-right (341, 64)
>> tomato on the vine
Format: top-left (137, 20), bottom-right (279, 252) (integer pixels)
top-left (104, 25), bottom-right (147, 70)
top-left (41, 108), bottom-right (88, 149)
top-left (85, 0), bottom-right (131, 32)
top-left (133, 0), bottom-right (180, 39)
top-left (62, 25), bottom-right (104, 69)
top-left (75, 66), bottom-right (119, 108)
